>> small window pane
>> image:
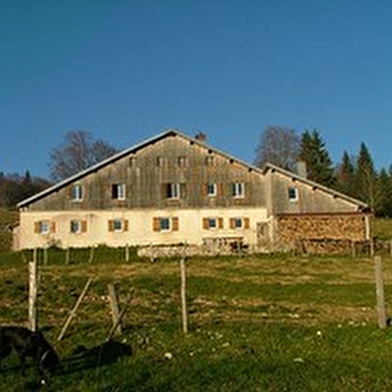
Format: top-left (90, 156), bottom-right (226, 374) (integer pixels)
top-left (160, 218), bottom-right (171, 231)
top-left (288, 187), bottom-right (298, 201)
top-left (40, 221), bottom-right (50, 234)
top-left (207, 183), bottom-right (217, 197)
top-left (232, 183), bottom-right (245, 198)
top-left (208, 218), bottom-right (217, 229)
top-left (71, 185), bottom-right (83, 201)
top-left (113, 219), bottom-right (123, 232)
top-left (70, 220), bottom-right (81, 233)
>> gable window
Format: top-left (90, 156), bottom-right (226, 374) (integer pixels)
top-left (153, 217), bottom-right (179, 232)
top-left (108, 219), bottom-right (129, 233)
top-left (112, 183), bottom-right (126, 200)
top-left (207, 183), bottom-right (217, 197)
top-left (288, 187), bottom-right (298, 202)
top-left (232, 182), bottom-right (245, 198)
top-left (71, 184), bottom-right (83, 202)
top-left (70, 220), bottom-right (87, 234)
top-left (178, 156), bottom-right (187, 167)
top-left (206, 156), bottom-right (214, 166)
top-left (165, 183), bottom-right (182, 199)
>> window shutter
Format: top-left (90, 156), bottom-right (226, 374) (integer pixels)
top-left (244, 218), bottom-right (250, 229)
top-left (202, 218), bottom-right (209, 229)
top-left (153, 217), bottom-right (161, 232)
top-left (172, 217), bottom-right (179, 231)
top-left (81, 220), bottom-right (88, 233)
top-left (124, 220), bottom-right (129, 232)
top-left (34, 222), bottom-right (40, 233)
top-left (51, 222), bottom-right (56, 233)
top-left (108, 220), bottom-right (114, 232)
top-left (229, 218), bottom-right (235, 229)
top-left (218, 218), bottom-right (224, 229)
top-left (202, 184), bottom-right (208, 196)
top-left (219, 183), bottom-right (224, 196)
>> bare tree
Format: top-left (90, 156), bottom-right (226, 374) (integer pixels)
top-left (254, 126), bottom-right (300, 171)
top-left (49, 130), bottom-right (118, 181)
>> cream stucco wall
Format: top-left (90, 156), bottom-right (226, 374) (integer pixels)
top-left (17, 207), bottom-right (269, 250)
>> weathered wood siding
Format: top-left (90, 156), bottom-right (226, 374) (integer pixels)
top-left (26, 134), bottom-right (266, 211)
top-left (266, 170), bottom-right (361, 214)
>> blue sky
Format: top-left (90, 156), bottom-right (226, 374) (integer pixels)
top-left (1, 0), bottom-right (392, 179)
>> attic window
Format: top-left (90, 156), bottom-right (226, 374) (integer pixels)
top-left (112, 184), bottom-right (126, 200)
top-left (206, 156), bottom-right (214, 166)
top-left (178, 156), bottom-right (187, 167)
top-left (288, 187), bottom-right (298, 202)
top-left (71, 184), bottom-right (83, 202)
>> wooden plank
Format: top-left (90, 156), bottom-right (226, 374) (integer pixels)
top-left (374, 256), bottom-right (387, 329)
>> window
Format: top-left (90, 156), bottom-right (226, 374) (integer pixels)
top-left (70, 220), bottom-right (87, 234)
top-left (165, 183), bottom-right (181, 199)
top-left (288, 187), bottom-right (298, 201)
top-left (202, 217), bottom-right (223, 230)
top-left (178, 156), bottom-right (187, 167)
top-left (156, 156), bottom-right (165, 167)
top-left (108, 219), bottom-right (129, 233)
top-left (71, 184), bottom-right (83, 202)
top-left (112, 183), bottom-right (126, 200)
top-left (207, 183), bottom-right (217, 197)
top-left (232, 182), bottom-right (245, 198)
top-left (153, 217), bottom-right (179, 232)
top-left (34, 221), bottom-right (55, 234)
top-left (205, 156), bottom-right (214, 166)
top-left (230, 218), bottom-right (250, 230)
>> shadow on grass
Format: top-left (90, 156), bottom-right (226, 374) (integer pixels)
top-left (60, 339), bottom-right (133, 375)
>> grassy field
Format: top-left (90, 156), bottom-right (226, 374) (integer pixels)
top-left (0, 249), bottom-right (392, 390)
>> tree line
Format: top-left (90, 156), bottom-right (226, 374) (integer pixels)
top-left (255, 126), bottom-right (388, 216)
top-left (1, 128), bottom-right (390, 217)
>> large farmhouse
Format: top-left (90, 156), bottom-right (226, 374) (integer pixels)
top-left (14, 129), bottom-right (370, 253)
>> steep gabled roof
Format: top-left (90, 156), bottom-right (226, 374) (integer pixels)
top-left (17, 129), bottom-right (368, 211)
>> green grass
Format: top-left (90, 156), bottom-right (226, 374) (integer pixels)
top-left (0, 249), bottom-right (391, 390)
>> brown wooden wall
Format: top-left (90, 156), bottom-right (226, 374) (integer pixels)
top-left (27, 134), bottom-right (266, 211)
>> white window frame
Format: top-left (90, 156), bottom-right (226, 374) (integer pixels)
top-left (113, 219), bottom-right (124, 232)
top-left (232, 182), bottom-right (245, 198)
top-left (233, 218), bottom-right (243, 229)
top-left (167, 183), bottom-right (181, 199)
top-left (39, 221), bottom-right (50, 234)
top-left (160, 217), bottom-right (171, 231)
top-left (70, 220), bottom-right (82, 234)
top-left (71, 184), bottom-right (83, 202)
top-left (207, 183), bottom-right (217, 197)
top-left (288, 187), bottom-right (298, 202)
top-left (112, 183), bottom-right (126, 200)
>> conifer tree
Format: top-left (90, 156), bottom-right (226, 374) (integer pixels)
top-left (335, 151), bottom-right (356, 197)
top-left (374, 168), bottom-right (392, 217)
top-left (355, 142), bottom-right (376, 211)
top-left (298, 129), bottom-right (335, 187)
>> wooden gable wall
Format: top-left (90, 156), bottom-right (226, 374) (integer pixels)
top-left (26, 133), bottom-right (267, 211)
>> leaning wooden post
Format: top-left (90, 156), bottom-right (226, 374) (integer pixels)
top-left (180, 256), bottom-right (188, 334)
top-left (28, 251), bottom-right (38, 332)
top-left (374, 256), bottom-right (387, 329)
top-left (57, 278), bottom-right (92, 341)
top-left (88, 246), bottom-right (95, 264)
top-left (107, 283), bottom-right (122, 337)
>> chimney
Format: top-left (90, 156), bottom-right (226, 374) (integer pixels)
top-left (296, 161), bottom-right (307, 178)
top-left (195, 132), bottom-right (207, 143)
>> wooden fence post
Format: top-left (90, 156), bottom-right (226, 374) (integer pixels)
top-left (28, 251), bottom-right (38, 332)
top-left (107, 283), bottom-right (122, 337)
top-left (58, 278), bottom-right (93, 341)
top-left (374, 256), bottom-right (387, 329)
top-left (65, 247), bottom-right (70, 265)
top-left (88, 246), bottom-right (95, 264)
top-left (180, 257), bottom-right (188, 334)
top-left (125, 244), bottom-right (130, 262)
top-left (106, 292), bottom-right (132, 341)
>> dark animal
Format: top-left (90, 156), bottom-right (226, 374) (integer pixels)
top-left (0, 326), bottom-right (58, 380)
